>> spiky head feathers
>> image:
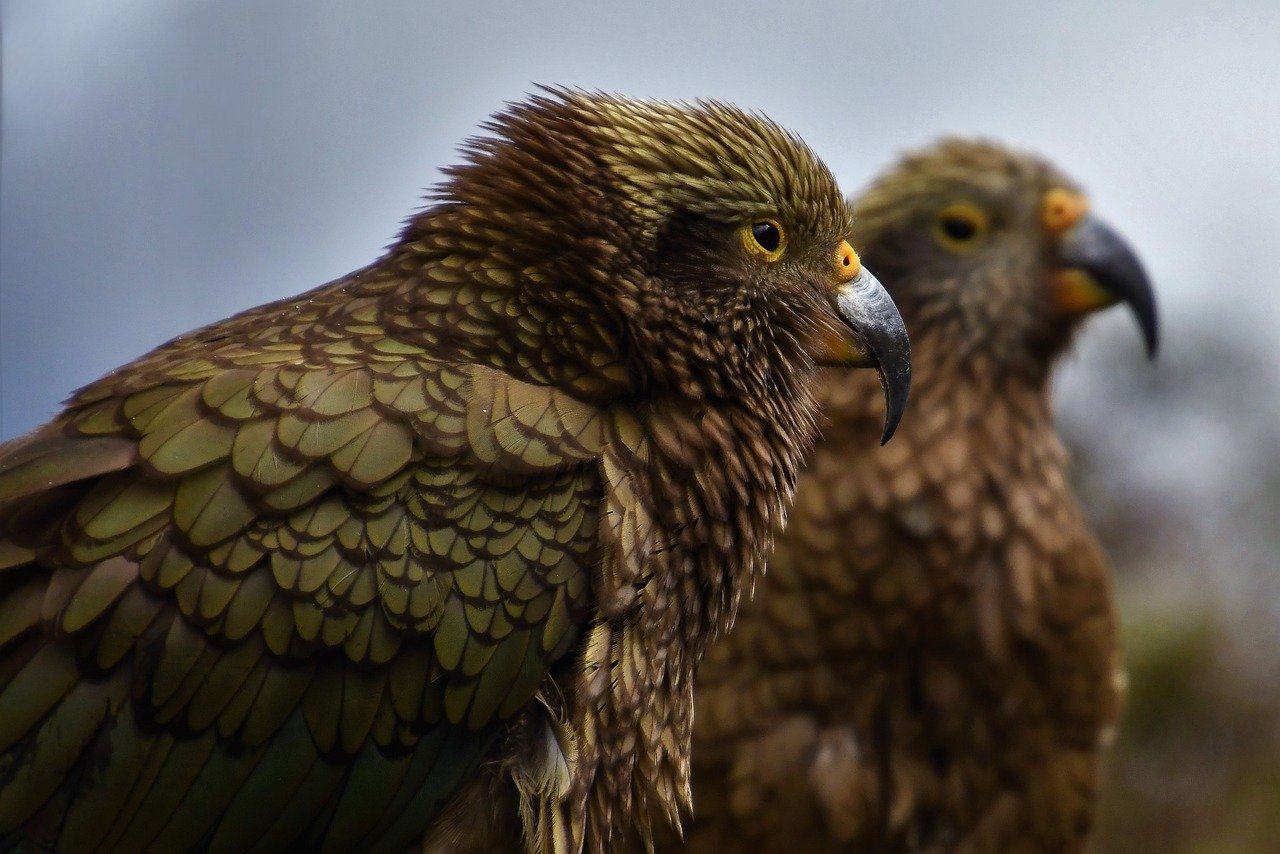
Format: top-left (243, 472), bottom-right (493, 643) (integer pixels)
top-left (409, 90), bottom-right (864, 399)
top-left (449, 90), bottom-right (851, 247)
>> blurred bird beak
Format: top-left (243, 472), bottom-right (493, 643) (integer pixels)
top-left (814, 241), bottom-right (912, 443)
top-left (1050, 205), bottom-right (1160, 358)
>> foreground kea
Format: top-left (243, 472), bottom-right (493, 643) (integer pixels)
top-left (0, 91), bottom-right (912, 852)
top-left (677, 139), bottom-right (1157, 853)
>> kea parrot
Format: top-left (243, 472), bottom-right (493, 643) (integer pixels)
top-left (674, 139), bottom-right (1158, 853)
top-left (0, 91), bottom-right (912, 853)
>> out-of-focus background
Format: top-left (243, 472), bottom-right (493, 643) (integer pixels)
top-left (2, 2), bottom-right (1277, 849)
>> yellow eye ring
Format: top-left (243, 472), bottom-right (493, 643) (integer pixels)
top-left (934, 203), bottom-right (989, 253)
top-left (741, 218), bottom-right (787, 262)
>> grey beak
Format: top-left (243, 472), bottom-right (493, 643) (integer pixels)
top-left (1059, 214), bottom-right (1160, 357)
top-left (834, 268), bottom-right (912, 443)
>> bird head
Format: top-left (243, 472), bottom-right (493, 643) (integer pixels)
top-left (429, 90), bottom-right (911, 442)
top-left (850, 139), bottom-right (1157, 378)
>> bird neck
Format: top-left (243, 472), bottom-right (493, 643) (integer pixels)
top-left (912, 322), bottom-right (1057, 411)
top-left (895, 282), bottom-right (1070, 388)
top-left (574, 380), bottom-right (819, 849)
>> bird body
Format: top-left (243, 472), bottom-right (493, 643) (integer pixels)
top-left (0, 92), bottom-right (911, 852)
top-left (678, 140), bottom-right (1156, 853)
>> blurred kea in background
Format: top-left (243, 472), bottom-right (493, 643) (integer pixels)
top-left (0, 91), bottom-right (912, 853)
top-left (675, 139), bottom-right (1157, 853)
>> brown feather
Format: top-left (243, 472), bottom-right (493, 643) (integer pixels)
top-left (674, 140), bottom-right (1138, 853)
top-left (0, 91), bottom-right (897, 852)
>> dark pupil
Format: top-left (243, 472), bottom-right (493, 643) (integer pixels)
top-left (752, 222), bottom-right (781, 252)
top-left (941, 215), bottom-right (977, 241)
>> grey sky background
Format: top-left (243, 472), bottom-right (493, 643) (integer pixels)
top-left (2, 0), bottom-right (1277, 525)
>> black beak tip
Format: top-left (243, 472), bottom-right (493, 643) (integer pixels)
top-left (1122, 271), bottom-right (1159, 360)
top-left (1140, 309), bottom-right (1160, 359)
top-left (1123, 266), bottom-right (1160, 359)
top-left (876, 348), bottom-right (911, 445)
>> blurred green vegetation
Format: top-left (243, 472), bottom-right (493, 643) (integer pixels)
top-left (1095, 589), bottom-right (1280, 853)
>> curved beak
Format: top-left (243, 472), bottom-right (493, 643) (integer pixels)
top-left (1055, 214), bottom-right (1159, 357)
top-left (817, 267), bottom-right (912, 444)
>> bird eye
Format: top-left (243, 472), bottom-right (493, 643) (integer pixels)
top-left (752, 222), bottom-right (782, 252)
top-left (741, 219), bottom-right (787, 262)
top-left (934, 203), bottom-right (989, 252)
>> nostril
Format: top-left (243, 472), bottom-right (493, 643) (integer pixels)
top-left (1043, 188), bottom-right (1089, 234)
top-left (835, 241), bottom-right (862, 282)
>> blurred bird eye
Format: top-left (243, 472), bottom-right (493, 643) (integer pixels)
top-left (934, 203), bottom-right (989, 252)
top-left (941, 217), bottom-right (976, 240)
top-left (742, 219), bottom-right (787, 261)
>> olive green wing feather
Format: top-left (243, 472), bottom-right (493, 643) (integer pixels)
top-left (0, 322), bottom-right (611, 851)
